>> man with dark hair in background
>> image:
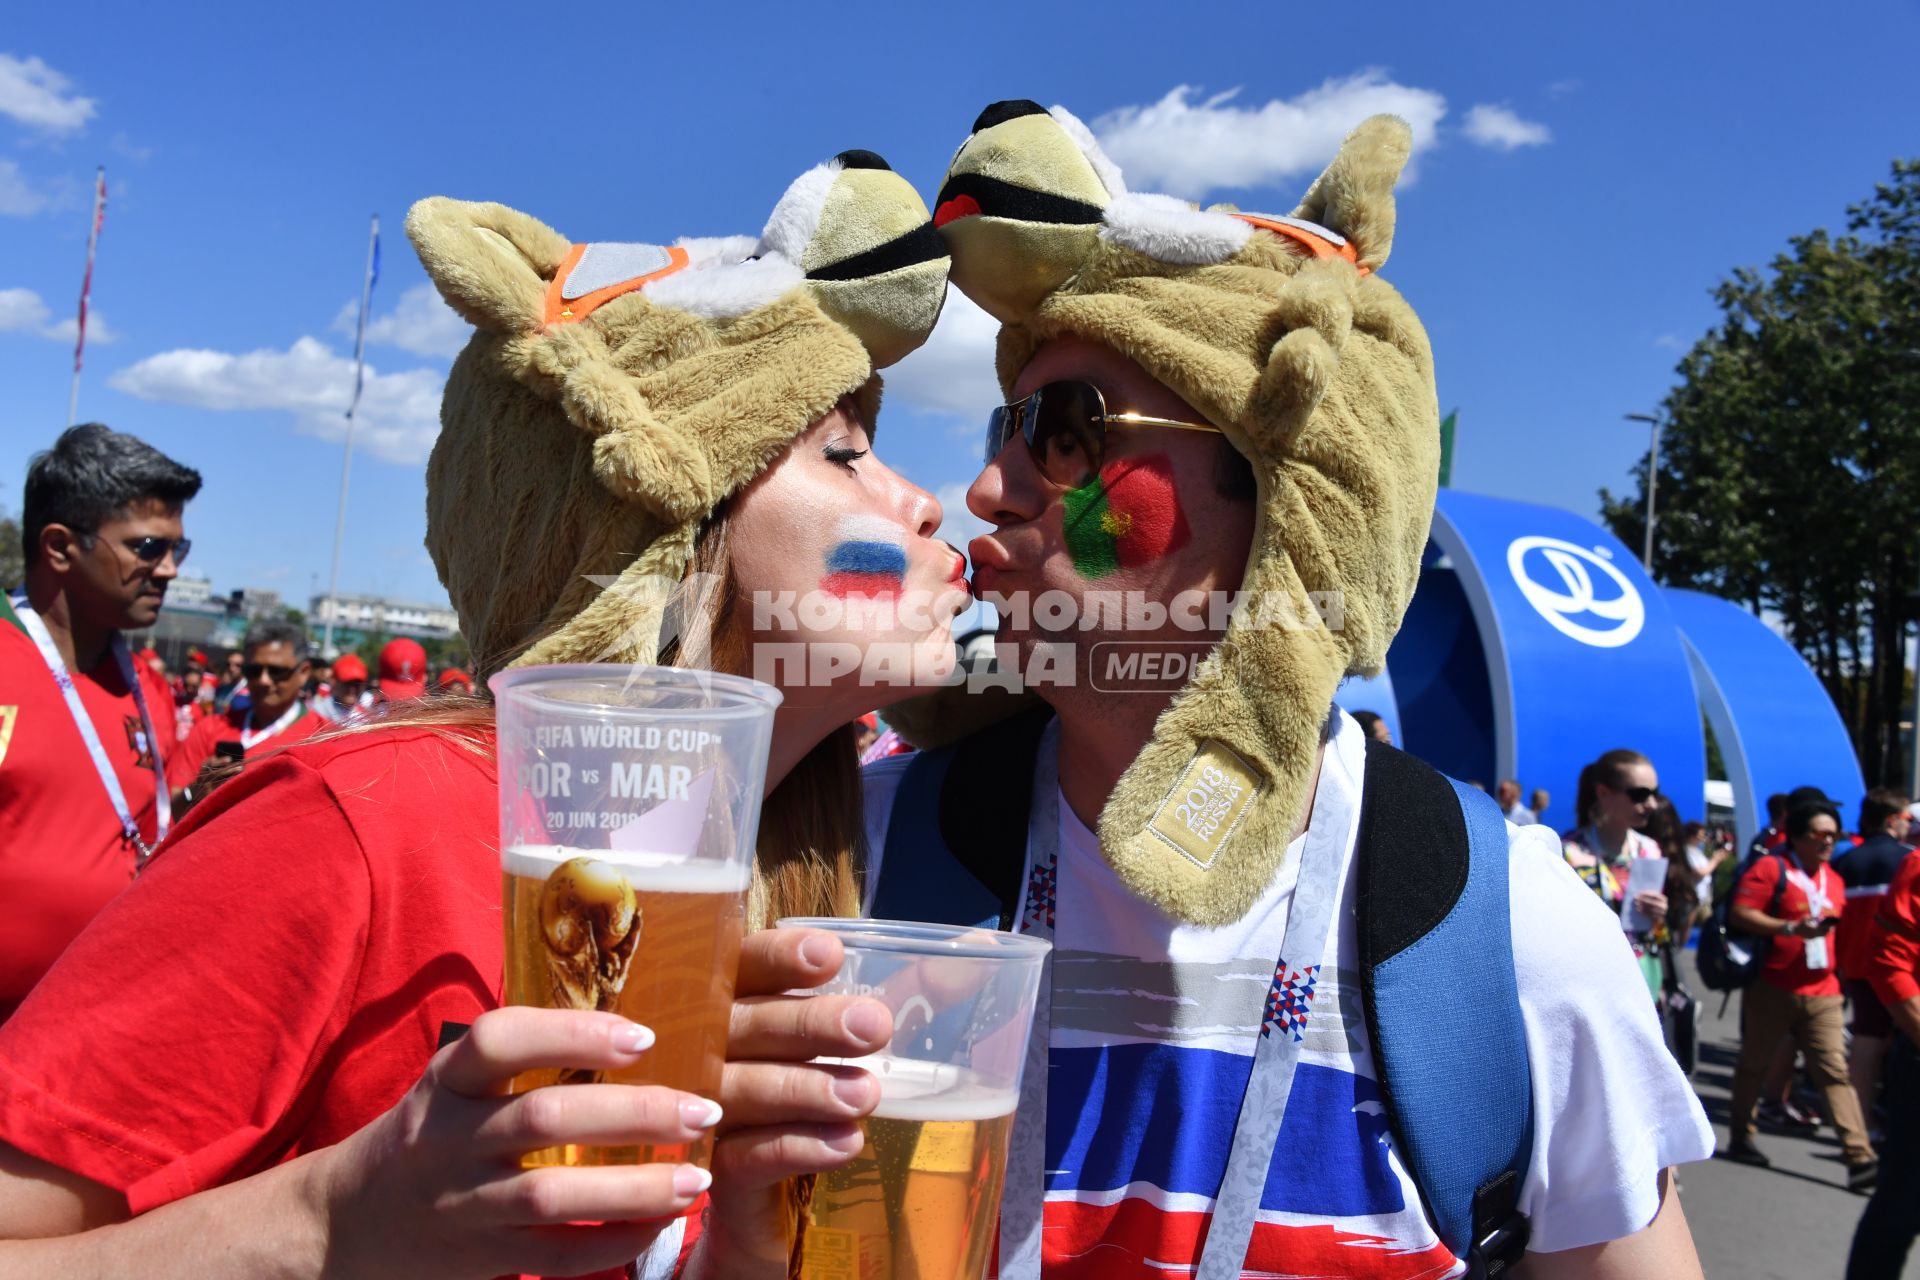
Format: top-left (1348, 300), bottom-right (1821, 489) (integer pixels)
top-left (168, 619), bottom-right (328, 801)
top-left (1750, 792), bottom-right (1791, 861)
top-left (0, 424), bottom-right (201, 1022)
top-left (1496, 778), bottom-right (1536, 825)
top-left (1840, 788), bottom-right (1914, 1142)
top-left (1725, 798), bottom-right (1879, 1186)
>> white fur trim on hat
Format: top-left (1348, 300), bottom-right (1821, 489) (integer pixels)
top-left (1048, 105), bottom-right (1127, 198)
top-left (755, 160), bottom-right (843, 266)
top-left (1100, 192), bottom-right (1252, 265)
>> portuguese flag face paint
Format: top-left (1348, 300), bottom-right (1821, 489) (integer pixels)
top-left (1062, 454), bottom-right (1191, 579)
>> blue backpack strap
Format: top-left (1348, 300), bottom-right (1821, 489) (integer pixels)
top-left (872, 707), bottom-right (1054, 929)
top-left (1357, 740), bottom-right (1532, 1276)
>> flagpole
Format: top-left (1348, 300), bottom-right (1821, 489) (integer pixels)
top-left (322, 213), bottom-right (379, 657)
top-left (67, 166), bottom-right (106, 426)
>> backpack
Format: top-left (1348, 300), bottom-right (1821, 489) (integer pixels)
top-left (870, 710), bottom-right (1533, 1278)
top-left (1695, 853), bottom-right (1787, 994)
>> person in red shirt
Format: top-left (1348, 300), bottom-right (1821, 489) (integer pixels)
top-left (0, 423), bottom-right (201, 1024)
top-left (378, 636), bottom-right (429, 702)
top-left (1837, 787), bottom-right (1912, 1139)
top-left (312, 651), bottom-right (371, 724)
top-left (436, 666), bottom-right (474, 694)
top-left (166, 619), bottom-right (330, 801)
top-left (172, 648), bottom-right (212, 742)
top-left (0, 161), bottom-right (967, 1277)
top-left (1724, 798), bottom-right (1879, 1184)
top-left (1851, 846), bottom-right (1920, 1274)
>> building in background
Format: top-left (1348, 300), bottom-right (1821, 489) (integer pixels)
top-left (310, 592), bottom-right (459, 642)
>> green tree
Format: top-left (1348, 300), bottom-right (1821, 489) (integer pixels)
top-left (1602, 159), bottom-right (1920, 785)
top-left (0, 507), bottom-right (22, 591)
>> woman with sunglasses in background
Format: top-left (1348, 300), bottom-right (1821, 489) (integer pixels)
top-left (1564, 747), bottom-right (1673, 999)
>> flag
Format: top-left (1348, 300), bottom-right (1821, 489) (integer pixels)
top-left (1438, 409), bottom-right (1457, 488)
top-left (67, 167), bottom-right (107, 424)
top-left (347, 215), bottom-right (381, 421)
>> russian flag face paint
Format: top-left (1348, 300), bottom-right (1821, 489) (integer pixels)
top-left (1062, 454), bottom-right (1191, 579)
top-left (820, 515), bottom-right (910, 598)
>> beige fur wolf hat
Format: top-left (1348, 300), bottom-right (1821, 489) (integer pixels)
top-left (407, 151), bottom-right (948, 676)
top-left (937, 101), bottom-right (1438, 927)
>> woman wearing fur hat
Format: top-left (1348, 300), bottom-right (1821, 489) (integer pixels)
top-left (0, 154), bottom-right (960, 1280)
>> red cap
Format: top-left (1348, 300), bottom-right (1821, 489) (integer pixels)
top-left (333, 654), bottom-right (369, 683)
top-left (378, 638), bottom-right (429, 700)
top-left (857, 712), bottom-right (879, 731)
top-left (137, 647), bottom-right (161, 663)
top-left (437, 668), bottom-right (474, 689)
top-left (186, 647), bottom-right (209, 666)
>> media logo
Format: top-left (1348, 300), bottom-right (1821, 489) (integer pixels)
top-left (1505, 536), bottom-right (1645, 648)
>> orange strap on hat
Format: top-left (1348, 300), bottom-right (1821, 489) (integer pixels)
top-left (543, 242), bottom-right (692, 328)
top-left (1233, 213), bottom-right (1369, 276)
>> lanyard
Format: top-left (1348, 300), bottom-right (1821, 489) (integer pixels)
top-left (1783, 855), bottom-right (1831, 917)
top-left (240, 699), bottom-right (304, 749)
top-left (1000, 722), bottom-right (1346, 1280)
top-left (10, 591), bottom-right (170, 865)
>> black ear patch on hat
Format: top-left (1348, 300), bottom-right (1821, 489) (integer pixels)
top-left (933, 172), bottom-right (1103, 228)
top-left (833, 149), bottom-right (892, 171)
top-left (807, 221), bottom-right (947, 281)
top-left (971, 99), bottom-right (1048, 134)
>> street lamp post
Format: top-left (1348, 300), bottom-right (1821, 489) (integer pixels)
top-left (1625, 412), bottom-right (1663, 573)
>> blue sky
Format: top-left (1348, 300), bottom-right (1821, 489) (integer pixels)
top-left (3, 0), bottom-right (1916, 611)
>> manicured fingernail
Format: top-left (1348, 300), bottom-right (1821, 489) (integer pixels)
top-left (673, 1164), bottom-right (713, 1197)
top-left (613, 1022), bottom-right (655, 1054)
top-left (823, 1127), bottom-right (866, 1156)
top-left (680, 1098), bottom-right (724, 1130)
top-left (799, 932), bottom-right (836, 970)
top-left (832, 1072), bottom-right (875, 1110)
top-left (843, 1002), bottom-right (887, 1044)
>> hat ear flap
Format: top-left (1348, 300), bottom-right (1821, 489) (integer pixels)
top-left (407, 197), bottom-right (571, 334)
top-left (1289, 115), bottom-right (1412, 272)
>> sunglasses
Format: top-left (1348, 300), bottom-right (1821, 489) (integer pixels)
top-left (986, 380), bottom-right (1221, 489)
top-left (242, 661), bottom-right (301, 682)
top-left (1622, 785), bottom-right (1660, 805)
top-left (121, 535), bottom-right (191, 567)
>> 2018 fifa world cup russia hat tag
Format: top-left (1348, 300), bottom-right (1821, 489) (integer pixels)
top-left (1147, 741), bottom-right (1264, 870)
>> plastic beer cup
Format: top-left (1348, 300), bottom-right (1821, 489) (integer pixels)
top-left (491, 664), bottom-right (781, 1168)
top-left (779, 918), bottom-right (1051, 1280)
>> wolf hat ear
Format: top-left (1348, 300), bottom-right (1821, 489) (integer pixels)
top-left (407, 198), bottom-right (572, 334)
top-left (1288, 114), bottom-right (1411, 272)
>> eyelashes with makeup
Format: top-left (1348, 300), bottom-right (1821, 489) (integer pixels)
top-left (823, 444), bottom-right (869, 472)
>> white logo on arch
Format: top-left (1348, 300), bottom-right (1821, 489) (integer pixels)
top-left (1505, 536), bottom-right (1645, 648)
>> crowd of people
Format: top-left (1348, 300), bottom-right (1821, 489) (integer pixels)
top-left (1, 100), bottom-right (1913, 1280)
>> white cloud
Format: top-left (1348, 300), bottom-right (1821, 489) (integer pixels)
top-left (1653, 334), bottom-right (1687, 352)
top-left (43, 310), bottom-right (116, 344)
top-left (110, 336), bottom-right (445, 464)
top-left (0, 54), bottom-right (97, 134)
top-left (881, 291), bottom-right (1002, 426)
top-left (1547, 79), bottom-right (1581, 99)
top-left (0, 285), bottom-right (114, 343)
top-left (0, 285), bottom-right (49, 331)
top-left (1463, 104), bottom-right (1551, 151)
top-left (335, 282), bottom-right (471, 359)
top-left (0, 158), bottom-right (55, 216)
top-left (1089, 74), bottom-right (1448, 200)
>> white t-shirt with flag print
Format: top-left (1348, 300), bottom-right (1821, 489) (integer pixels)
top-left (861, 709), bottom-right (1714, 1278)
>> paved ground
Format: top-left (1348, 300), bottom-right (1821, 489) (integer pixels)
top-left (1671, 953), bottom-right (1915, 1279)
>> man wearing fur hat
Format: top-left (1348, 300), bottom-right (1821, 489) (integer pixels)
top-left (860, 102), bottom-right (1714, 1279)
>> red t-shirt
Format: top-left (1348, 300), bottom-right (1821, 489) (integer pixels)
top-left (1868, 849), bottom-right (1920, 1010)
top-left (165, 700), bottom-right (331, 789)
top-left (0, 619), bottom-right (175, 1023)
top-left (1733, 853), bottom-right (1844, 997)
top-left (0, 725), bottom-right (679, 1279)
